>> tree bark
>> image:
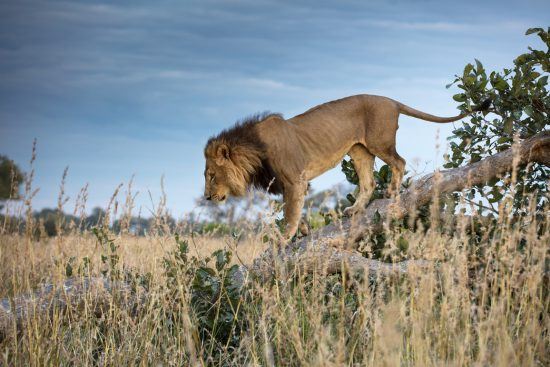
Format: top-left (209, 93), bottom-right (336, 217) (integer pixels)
top-left (0, 277), bottom-right (138, 339)
top-left (248, 130), bottom-right (550, 279)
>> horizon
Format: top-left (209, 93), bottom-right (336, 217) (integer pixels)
top-left (1, 0), bottom-right (548, 218)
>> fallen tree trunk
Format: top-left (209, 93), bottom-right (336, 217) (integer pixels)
top-left (349, 130), bottom-right (550, 239)
top-left (0, 277), bottom-right (139, 339)
top-left (248, 130), bottom-right (550, 279)
top-left (1, 131), bottom-right (548, 336)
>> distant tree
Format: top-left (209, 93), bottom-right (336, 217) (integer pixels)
top-left (113, 216), bottom-right (151, 236)
top-left (84, 207), bottom-right (107, 229)
top-left (195, 196), bottom-right (240, 225)
top-left (0, 155), bottom-right (24, 207)
top-left (33, 208), bottom-right (78, 237)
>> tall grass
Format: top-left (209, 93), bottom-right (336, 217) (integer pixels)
top-left (0, 163), bottom-right (548, 366)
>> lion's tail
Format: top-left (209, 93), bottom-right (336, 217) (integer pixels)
top-left (397, 99), bottom-right (491, 123)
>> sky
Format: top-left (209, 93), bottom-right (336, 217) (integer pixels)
top-left (0, 0), bottom-right (548, 219)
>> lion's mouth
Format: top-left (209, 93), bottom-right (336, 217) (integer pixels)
top-left (211, 194), bottom-right (226, 202)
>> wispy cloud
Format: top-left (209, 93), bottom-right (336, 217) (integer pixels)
top-left (367, 20), bottom-right (472, 31)
top-left (365, 19), bottom-right (532, 32)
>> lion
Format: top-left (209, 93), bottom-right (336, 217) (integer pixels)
top-left (204, 94), bottom-right (489, 239)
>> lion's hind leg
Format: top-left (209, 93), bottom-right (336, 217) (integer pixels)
top-left (373, 147), bottom-right (406, 197)
top-left (343, 144), bottom-right (375, 217)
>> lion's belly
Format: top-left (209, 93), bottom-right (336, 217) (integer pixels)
top-left (305, 144), bottom-right (354, 180)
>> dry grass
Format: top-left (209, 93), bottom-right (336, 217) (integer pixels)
top-left (0, 164), bottom-right (548, 366)
top-left (0, 232), bottom-right (265, 296)
top-left (1, 207), bottom-right (548, 366)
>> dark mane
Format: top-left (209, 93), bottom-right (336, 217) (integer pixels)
top-left (206, 112), bottom-right (282, 149)
top-left (251, 157), bottom-right (284, 195)
top-left (206, 112), bottom-right (284, 195)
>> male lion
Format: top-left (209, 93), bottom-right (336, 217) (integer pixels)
top-left (204, 94), bottom-right (489, 238)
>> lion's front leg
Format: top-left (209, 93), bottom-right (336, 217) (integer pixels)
top-left (282, 183), bottom-right (307, 240)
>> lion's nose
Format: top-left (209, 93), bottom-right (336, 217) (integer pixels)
top-left (205, 195), bottom-right (212, 201)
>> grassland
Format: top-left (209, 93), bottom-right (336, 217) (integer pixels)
top-left (0, 196), bottom-right (548, 367)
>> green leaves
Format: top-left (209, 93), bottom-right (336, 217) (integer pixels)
top-left (525, 27), bottom-right (544, 35)
top-left (537, 75), bottom-right (548, 87)
top-left (523, 105), bottom-right (535, 118)
top-left (93, 227), bottom-right (121, 279)
top-left (475, 59), bottom-right (484, 74)
top-left (525, 27), bottom-right (549, 46)
top-left (213, 248), bottom-right (231, 271)
top-left (490, 75), bottom-right (509, 91)
top-left (453, 93), bottom-right (468, 102)
top-left (341, 27), bottom-right (549, 219)
top-left (445, 27), bottom-right (549, 215)
top-left (463, 63), bottom-right (474, 78)
top-left (341, 158), bottom-right (358, 185)
top-left (503, 117), bottom-right (514, 134)
top-left (163, 235), bottom-right (247, 358)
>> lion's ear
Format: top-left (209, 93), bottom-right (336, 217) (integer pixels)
top-left (215, 144), bottom-right (231, 165)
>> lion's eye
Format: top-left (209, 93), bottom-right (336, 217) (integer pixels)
top-left (210, 175), bottom-right (215, 183)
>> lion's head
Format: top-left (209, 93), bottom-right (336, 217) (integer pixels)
top-left (203, 113), bottom-right (281, 202)
top-left (203, 140), bottom-right (262, 201)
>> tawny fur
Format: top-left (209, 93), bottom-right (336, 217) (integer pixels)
top-left (204, 94), bottom-right (488, 239)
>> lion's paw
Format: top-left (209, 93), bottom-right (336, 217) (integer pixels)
top-left (343, 204), bottom-right (363, 217)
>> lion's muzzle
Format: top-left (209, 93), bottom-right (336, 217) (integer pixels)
top-left (205, 194), bottom-right (226, 202)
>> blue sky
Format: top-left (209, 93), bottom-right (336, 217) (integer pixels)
top-left (1, 0), bottom-right (548, 218)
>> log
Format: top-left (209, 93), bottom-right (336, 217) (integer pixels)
top-left (247, 130), bottom-right (550, 279)
top-left (303, 130), bottom-right (550, 243)
top-left (0, 277), bottom-right (139, 339)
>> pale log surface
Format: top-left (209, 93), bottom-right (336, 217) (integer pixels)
top-left (248, 130), bottom-right (549, 279)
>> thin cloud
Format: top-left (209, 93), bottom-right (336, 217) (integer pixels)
top-left (238, 77), bottom-right (303, 91)
top-left (365, 19), bottom-right (532, 32)
top-left (368, 20), bottom-right (472, 31)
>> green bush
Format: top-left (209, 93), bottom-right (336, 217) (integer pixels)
top-left (444, 27), bottom-right (549, 214)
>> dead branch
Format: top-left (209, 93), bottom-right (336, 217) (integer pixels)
top-left (247, 130), bottom-right (550, 280)
top-left (0, 277), bottom-right (140, 339)
top-left (302, 130), bottom-right (550, 243)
